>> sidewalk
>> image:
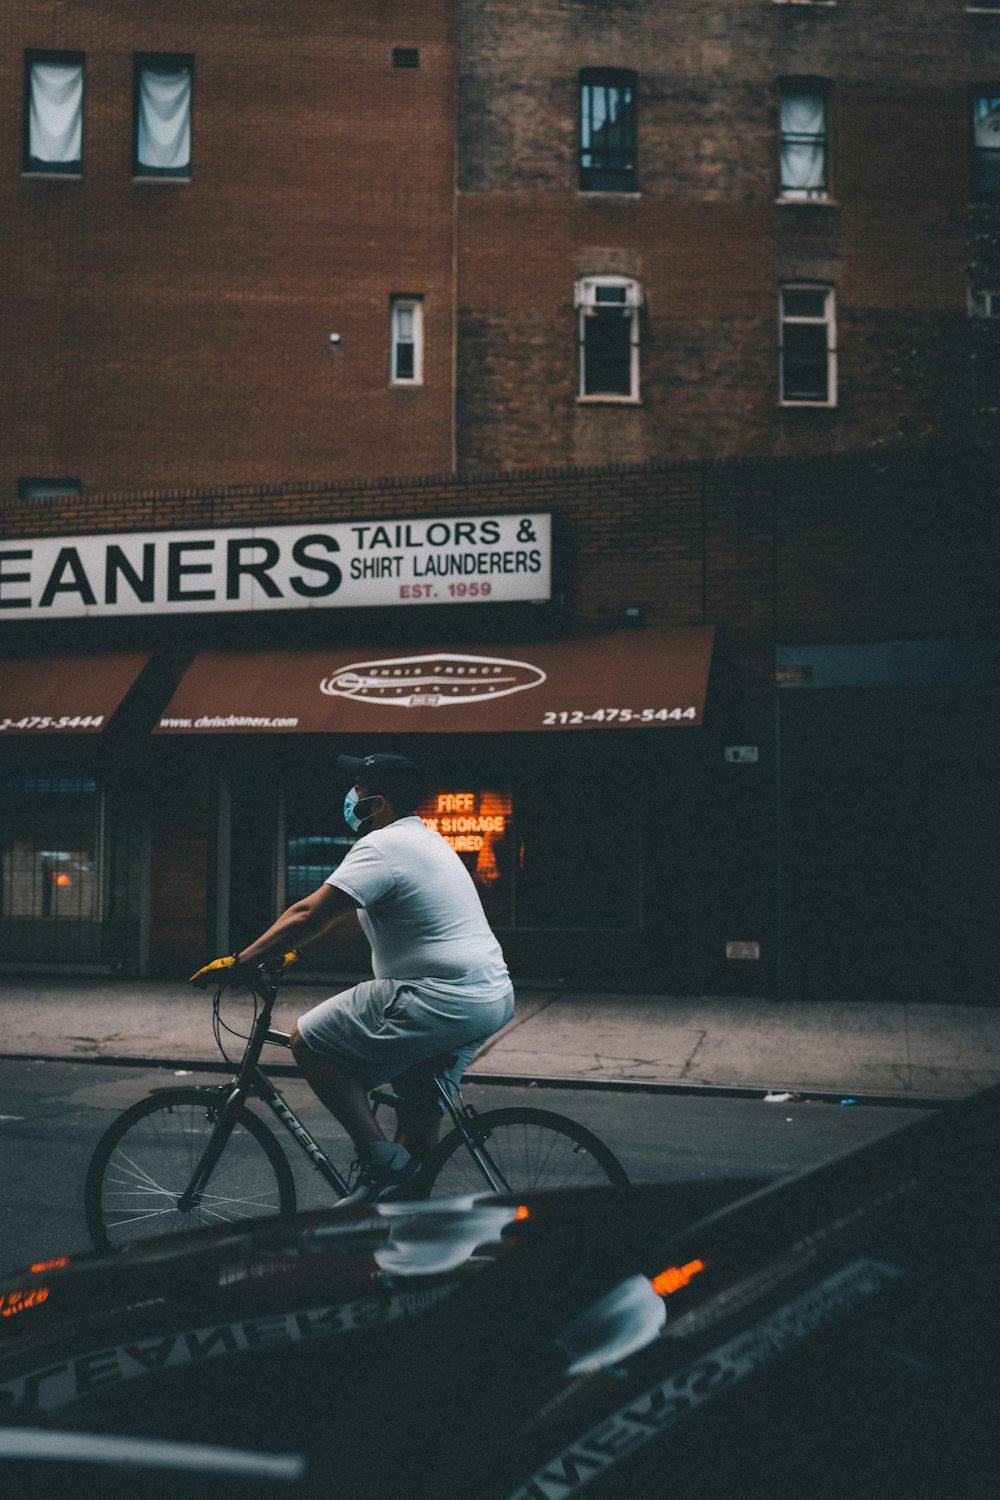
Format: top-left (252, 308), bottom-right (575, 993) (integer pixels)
top-left (2, 975), bottom-right (999, 1102)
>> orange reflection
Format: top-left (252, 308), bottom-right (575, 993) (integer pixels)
top-left (650, 1258), bottom-right (707, 1297)
top-left (0, 1286), bottom-right (50, 1319)
top-left (29, 1257), bottom-right (70, 1274)
top-left (514, 1205), bottom-right (531, 1221)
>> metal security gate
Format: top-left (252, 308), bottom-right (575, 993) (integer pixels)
top-left (0, 773), bottom-right (146, 969)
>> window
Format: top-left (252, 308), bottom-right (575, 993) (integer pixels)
top-left (133, 54), bottom-right (193, 179)
top-left (779, 285), bottom-right (836, 405)
top-left (18, 478), bottom-right (81, 501)
top-left (968, 288), bottom-right (1000, 320)
top-left (24, 52), bottom-right (83, 176)
top-left (779, 82), bottom-right (829, 199)
top-left (392, 48), bottom-right (420, 69)
top-left (969, 291), bottom-right (1000, 407)
top-left (971, 92), bottom-right (1000, 198)
top-left (579, 69), bottom-right (637, 192)
top-left (390, 296), bottom-right (423, 384)
top-left (576, 277), bottom-right (642, 400)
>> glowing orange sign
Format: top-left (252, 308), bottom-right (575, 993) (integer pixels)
top-left (418, 789), bottom-right (511, 882)
top-left (650, 1258), bottom-right (707, 1297)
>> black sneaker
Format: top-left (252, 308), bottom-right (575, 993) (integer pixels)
top-left (339, 1141), bottom-right (422, 1208)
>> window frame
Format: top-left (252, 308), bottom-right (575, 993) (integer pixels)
top-left (778, 78), bottom-right (830, 202)
top-left (970, 87), bottom-right (1000, 200)
top-left (390, 295), bottom-right (424, 386)
top-left (23, 50), bottom-right (84, 178)
top-left (132, 52), bottom-right (194, 182)
top-left (779, 283), bottom-right (837, 407)
top-left (17, 478), bottom-right (82, 501)
top-left (578, 68), bottom-right (638, 194)
top-left (576, 275), bottom-right (642, 403)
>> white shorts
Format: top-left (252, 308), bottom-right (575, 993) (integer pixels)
top-left (296, 977), bottom-right (515, 1092)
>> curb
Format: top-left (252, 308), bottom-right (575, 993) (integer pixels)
top-left (0, 1051), bottom-right (954, 1109)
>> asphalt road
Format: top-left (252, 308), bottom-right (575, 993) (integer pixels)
top-left (0, 1056), bottom-right (931, 1275)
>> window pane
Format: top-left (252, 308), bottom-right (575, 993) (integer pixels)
top-left (579, 72), bottom-right (637, 191)
top-left (28, 60), bottom-right (82, 169)
top-left (395, 342), bottom-right (415, 380)
top-left (973, 148), bottom-right (1000, 197)
top-left (137, 65), bottom-right (191, 172)
top-left (584, 306), bottom-right (633, 396)
top-left (18, 478), bottom-right (81, 500)
top-left (972, 95), bottom-right (1000, 148)
top-left (783, 324), bottom-right (829, 400)
top-left (973, 95), bottom-right (1000, 196)
top-left (780, 88), bottom-right (827, 194)
top-left (782, 289), bottom-right (827, 319)
top-left (1, 777), bottom-right (99, 926)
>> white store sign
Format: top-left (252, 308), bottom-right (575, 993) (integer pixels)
top-left (0, 512), bottom-right (552, 620)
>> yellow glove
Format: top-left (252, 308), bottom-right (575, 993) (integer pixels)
top-left (268, 949), bottom-right (301, 977)
top-left (189, 953), bottom-right (243, 988)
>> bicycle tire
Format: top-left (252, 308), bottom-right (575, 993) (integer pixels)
top-left (422, 1107), bottom-right (629, 1198)
top-left (85, 1087), bottom-right (297, 1251)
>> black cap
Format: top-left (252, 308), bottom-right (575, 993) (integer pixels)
top-left (337, 753), bottom-right (422, 813)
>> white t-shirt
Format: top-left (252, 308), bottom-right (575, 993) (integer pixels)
top-left (328, 816), bottom-right (511, 1003)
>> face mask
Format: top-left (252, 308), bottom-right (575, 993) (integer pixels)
top-left (344, 786), bottom-right (380, 833)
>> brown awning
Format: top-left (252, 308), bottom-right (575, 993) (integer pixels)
top-left (0, 652), bottom-right (152, 734)
top-left (153, 628), bottom-right (713, 734)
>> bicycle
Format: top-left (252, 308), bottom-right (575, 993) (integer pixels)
top-left (84, 962), bottom-right (629, 1251)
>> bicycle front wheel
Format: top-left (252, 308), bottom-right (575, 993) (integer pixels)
top-left (85, 1087), bottom-right (297, 1251)
top-left (423, 1107), bottom-right (629, 1198)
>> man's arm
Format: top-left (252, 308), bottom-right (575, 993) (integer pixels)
top-left (235, 883), bottom-right (360, 969)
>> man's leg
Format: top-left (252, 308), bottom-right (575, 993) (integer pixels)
top-left (394, 1097), bottom-right (443, 1163)
top-left (290, 1023), bottom-right (385, 1150)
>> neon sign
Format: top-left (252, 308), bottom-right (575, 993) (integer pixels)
top-left (419, 790), bottom-right (511, 869)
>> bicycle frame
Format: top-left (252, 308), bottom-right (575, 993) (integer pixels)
top-left (179, 976), bottom-right (352, 1210)
top-left (180, 969), bottom-right (515, 1210)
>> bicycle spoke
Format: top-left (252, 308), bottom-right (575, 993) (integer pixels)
top-left (426, 1108), bottom-right (628, 1198)
top-left (87, 1090), bottom-right (296, 1249)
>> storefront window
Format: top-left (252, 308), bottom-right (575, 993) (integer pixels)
top-left (282, 764), bottom-right (355, 906)
top-left (416, 787), bottom-right (514, 927)
top-left (0, 773), bottom-right (145, 966)
top-left (1, 776), bottom-right (99, 923)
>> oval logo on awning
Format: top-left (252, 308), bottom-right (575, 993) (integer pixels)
top-left (320, 652), bottom-right (546, 708)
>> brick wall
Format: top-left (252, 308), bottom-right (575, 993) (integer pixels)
top-left (3, 447), bottom-right (995, 651)
top-left (4, 2), bottom-right (998, 501)
top-left (0, 1), bottom-right (456, 497)
top-left (456, 0), bottom-right (1000, 469)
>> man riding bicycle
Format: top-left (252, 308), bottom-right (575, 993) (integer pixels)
top-left (191, 753), bottom-right (515, 1204)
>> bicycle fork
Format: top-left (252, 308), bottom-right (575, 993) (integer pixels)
top-left (175, 1084), bottom-right (248, 1212)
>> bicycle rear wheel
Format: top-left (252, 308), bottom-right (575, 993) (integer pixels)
top-left (85, 1087), bottom-right (297, 1251)
top-left (423, 1107), bottom-right (628, 1197)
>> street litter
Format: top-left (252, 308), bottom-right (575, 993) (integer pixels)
top-left (173, 1070), bottom-right (192, 1077)
top-left (763, 1091), bottom-right (801, 1103)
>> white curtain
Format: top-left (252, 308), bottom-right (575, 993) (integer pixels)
top-left (137, 67), bottom-right (191, 170)
top-left (781, 90), bottom-right (826, 193)
top-left (29, 61), bottom-right (83, 165)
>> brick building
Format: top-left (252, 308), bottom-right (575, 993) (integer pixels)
top-left (1, 2), bottom-right (998, 1002)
